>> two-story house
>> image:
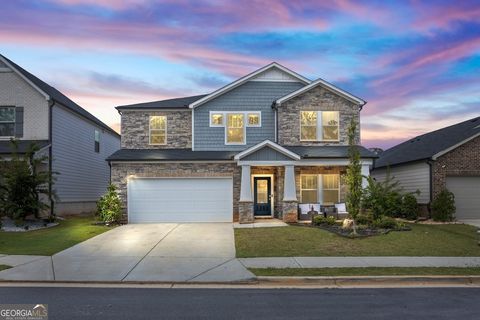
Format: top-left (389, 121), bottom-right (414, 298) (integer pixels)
top-left (107, 62), bottom-right (376, 223)
top-left (0, 54), bottom-right (120, 215)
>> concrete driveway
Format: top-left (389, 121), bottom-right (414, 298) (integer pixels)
top-left (0, 223), bottom-right (254, 282)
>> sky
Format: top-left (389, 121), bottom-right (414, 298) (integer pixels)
top-left (1, 0), bottom-right (479, 149)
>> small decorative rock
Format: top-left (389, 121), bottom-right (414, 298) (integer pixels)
top-left (342, 218), bottom-right (354, 229)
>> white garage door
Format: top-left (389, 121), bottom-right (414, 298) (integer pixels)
top-left (128, 178), bottom-right (233, 223)
top-left (446, 176), bottom-right (480, 220)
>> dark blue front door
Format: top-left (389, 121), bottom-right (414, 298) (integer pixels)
top-left (254, 177), bottom-right (271, 216)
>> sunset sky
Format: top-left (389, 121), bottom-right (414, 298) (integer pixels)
top-left (1, 0), bottom-right (479, 149)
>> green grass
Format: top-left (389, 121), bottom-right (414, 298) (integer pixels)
top-left (0, 216), bottom-right (113, 256)
top-left (0, 265), bottom-right (11, 272)
top-left (250, 267), bottom-right (480, 277)
top-left (235, 224), bottom-right (480, 257)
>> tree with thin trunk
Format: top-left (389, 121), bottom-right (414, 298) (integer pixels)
top-left (345, 118), bottom-right (362, 235)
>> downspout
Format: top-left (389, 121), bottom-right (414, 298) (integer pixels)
top-left (427, 159), bottom-right (434, 214)
top-left (48, 98), bottom-right (55, 218)
top-left (271, 102), bottom-right (278, 143)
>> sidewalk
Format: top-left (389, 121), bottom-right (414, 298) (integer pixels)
top-left (239, 257), bottom-right (480, 268)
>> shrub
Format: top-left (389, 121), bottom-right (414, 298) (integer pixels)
top-left (431, 189), bottom-right (455, 222)
top-left (97, 184), bottom-right (122, 224)
top-left (372, 216), bottom-right (398, 229)
top-left (362, 174), bottom-right (403, 219)
top-left (356, 214), bottom-right (373, 226)
top-left (401, 193), bottom-right (419, 220)
top-left (313, 215), bottom-right (336, 226)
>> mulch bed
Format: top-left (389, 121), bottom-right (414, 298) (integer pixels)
top-left (290, 222), bottom-right (411, 238)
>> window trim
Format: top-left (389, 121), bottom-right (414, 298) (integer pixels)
top-left (225, 113), bottom-right (246, 145)
top-left (300, 173), bottom-right (340, 204)
top-left (149, 115), bottom-right (167, 145)
top-left (299, 111), bottom-right (340, 142)
top-left (0, 106), bottom-right (16, 138)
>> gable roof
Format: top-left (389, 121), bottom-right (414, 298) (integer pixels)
top-left (0, 54), bottom-right (119, 137)
top-left (189, 62), bottom-right (311, 109)
top-left (234, 140), bottom-right (301, 161)
top-left (275, 77), bottom-right (366, 106)
top-left (374, 117), bottom-right (480, 169)
top-left (116, 94), bottom-right (207, 111)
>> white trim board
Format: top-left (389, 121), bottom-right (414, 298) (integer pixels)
top-left (276, 77), bottom-right (365, 106)
top-left (189, 62), bottom-right (311, 109)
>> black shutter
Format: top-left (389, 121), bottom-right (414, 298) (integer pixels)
top-left (15, 107), bottom-right (24, 138)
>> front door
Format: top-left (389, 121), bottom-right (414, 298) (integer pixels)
top-left (254, 177), bottom-right (272, 216)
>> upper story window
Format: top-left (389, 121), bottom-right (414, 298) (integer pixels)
top-left (149, 115), bottom-right (167, 145)
top-left (209, 111), bottom-right (261, 145)
top-left (300, 111), bottom-right (339, 142)
top-left (226, 113), bottom-right (245, 144)
top-left (210, 113), bottom-right (224, 126)
top-left (247, 112), bottom-right (261, 127)
top-left (0, 106), bottom-right (15, 137)
top-left (94, 130), bottom-right (100, 153)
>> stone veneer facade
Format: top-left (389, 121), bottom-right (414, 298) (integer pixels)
top-left (432, 135), bottom-right (480, 199)
top-left (277, 85), bottom-right (360, 146)
top-left (121, 110), bottom-right (192, 149)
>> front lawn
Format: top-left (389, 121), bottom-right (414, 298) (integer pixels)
top-left (0, 265), bottom-right (11, 272)
top-left (0, 216), bottom-right (113, 256)
top-left (250, 267), bottom-right (480, 277)
top-left (235, 224), bottom-right (480, 257)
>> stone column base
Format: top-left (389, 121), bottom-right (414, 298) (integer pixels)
top-left (239, 202), bottom-right (254, 224)
top-left (282, 201), bottom-right (298, 223)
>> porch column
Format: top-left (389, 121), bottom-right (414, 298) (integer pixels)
top-left (283, 165), bottom-right (297, 201)
top-left (361, 164), bottom-right (370, 189)
top-left (239, 165), bottom-right (253, 202)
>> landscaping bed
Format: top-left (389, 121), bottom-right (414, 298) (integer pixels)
top-left (1, 217), bottom-right (59, 232)
top-left (235, 223), bottom-right (480, 257)
top-left (250, 267), bottom-right (480, 277)
top-left (0, 216), bottom-right (113, 256)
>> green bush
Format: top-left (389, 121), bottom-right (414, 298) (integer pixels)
top-left (431, 189), bottom-right (455, 222)
top-left (362, 174), bottom-right (403, 219)
top-left (372, 216), bottom-right (398, 229)
top-left (96, 184), bottom-right (122, 224)
top-left (356, 214), bottom-right (373, 226)
top-left (313, 215), bottom-right (336, 226)
top-left (401, 193), bottom-right (419, 220)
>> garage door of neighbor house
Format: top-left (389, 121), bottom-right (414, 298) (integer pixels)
top-left (128, 178), bottom-right (233, 223)
top-left (446, 176), bottom-right (480, 220)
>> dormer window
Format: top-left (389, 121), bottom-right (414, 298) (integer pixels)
top-left (300, 111), bottom-right (339, 142)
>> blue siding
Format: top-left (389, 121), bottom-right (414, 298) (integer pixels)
top-left (194, 81), bottom-right (304, 151)
top-left (52, 104), bottom-right (120, 203)
top-left (242, 146), bottom-right (293, 161)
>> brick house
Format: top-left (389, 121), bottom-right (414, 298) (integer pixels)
top-left (371, 117), bottom-right (480, 220)
top-left (107, 62), bottom-right (376, 223)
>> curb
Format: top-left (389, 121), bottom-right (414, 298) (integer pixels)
top-left (257, 275), bottom-right (480, 287)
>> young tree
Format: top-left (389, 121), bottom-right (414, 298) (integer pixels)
top-left (96, 184), bottom-right (122, 224)
top-left (345, 118), bottom-right (362, 235)
top-left (0, 139), bottom-right (56, 222)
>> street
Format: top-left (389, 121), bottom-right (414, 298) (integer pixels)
top-left (0, 286), bottom-right (479, 319)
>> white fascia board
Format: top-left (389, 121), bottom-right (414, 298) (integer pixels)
top-left (0, 56), bottom-right (50, 101)
top-left (432, 131), bottom-right (480, 160)
top-left (234, 139), bottom-right (301, 160)
top-left (276, 78), bottom-right (365, 106)
top-left (189, 62), bottom-right (311, 109)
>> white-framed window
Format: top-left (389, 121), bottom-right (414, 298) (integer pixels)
top-left (149, 115), bottom-right (167, 145)
top-left (247, 112), bottom-right (261, 127)
top-left (300, 175), bottom-right (318, 203)
top-left (300, 174), bottom-right (340, 204)
top-left (210, 112), bottom-right (224, 126)
top-left (300, 111), bottom-right (339, 141)
top-left (0, 106), bottom-right (15, 137)
top-left (226, 113), bottom-right (245, 144)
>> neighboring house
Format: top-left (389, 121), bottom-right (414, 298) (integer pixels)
top-left (107, 62), bottom-right (377, 223)
top-left (371, 117), bottom-right (480, 220)
top-left (0, 54), bottom-right (121, 215)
